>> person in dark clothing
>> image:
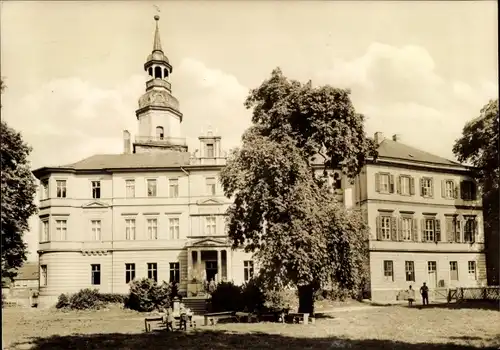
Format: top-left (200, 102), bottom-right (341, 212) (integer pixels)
top-left (420, 282), bottom-right (429, 305)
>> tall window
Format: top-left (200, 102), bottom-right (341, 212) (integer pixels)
top-left (332, 172), bottom-right (342, 190)
top-left (424, 219), bottom-right (435, 242)
top-left (125, 263), bottom-right (136, 283)
top-left (428, 261), bottom-right (437, 274)
top-left (169, 218), bottom-right (180, 239)
top-left (169, 262), bottom-right (180, 283)
top-left (421, 177), bottom-right (433, 197)
top-left (379, 174), bottom-right (390, 193)
top-left (126, 179), bottom-right (135, 198)
top-left (450, 261), bottom-right (458, 281)
top-left (91, 264), bottom-right (101, 285)
top-left (383, 260), bottom-right (394, 282)
top-left (244, 260), bottom-right (254, 282)
top-left (147, 179), bottom-right (157, 197)
top-left (147, 218), bottom-right (158, 240)
top-left (91, 220), bottom-right (102, 241)
top-left (444, 180), bottom-right (455, 199)
top-left (464, 217), bottom-right (475, 243)
top-left (405, 261), bottom-right (415, 282)
top-left (401, 217), bottom-right (412, 241)
top-left (380, 216), bottom-right (391, 240)
top-left (400, 176), bottom-right (411, 195)
top-left (206, 143), bottom-right (214, 158)
top-left (41, 220), bottom-right (49, 242)
top-left (206, 177), bottom-right (216, 195)
top-left (125, 219), bottom-right (136, 240)
top-left (461, 181), bottom-right (476, 200)
top-left (55, 219), bottom-right (67, 241)
top-left (147, 263), bottom-right (158, 282)
top-left (468, 261), bottom-right (477, 280)
top-left (156, 126), bottom-right (164, 140)
top-left (56, 180), bottom-right (67, 198)
top-left (91, 181), bottom-right (101, 199)
top-left (205, 216), bottom-right (217, 235)
top-left (40, 265), bottom-right (47, 287)
top-left (41, 179), bottom-right (49, 200)
top-left (169, 178), bottom-right (179, 198)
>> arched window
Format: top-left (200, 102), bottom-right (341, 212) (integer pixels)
top-left (156, 126), bottom-right (164, 140)
top-left (164, 68), bottom-right (169, 78)
top-left (148, 67), bottom-right (153, 77)
top-left (154, 67), bottom-right (162, 79)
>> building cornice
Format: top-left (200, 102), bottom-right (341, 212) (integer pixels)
top-left (135, 105), bottom-right (183, 121)
top-left (358, 198), bottom-right (482, 210)
top-left (368, 157), bottom-right (472, 174)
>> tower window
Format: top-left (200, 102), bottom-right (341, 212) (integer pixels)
top-left (164, 68), bottom-right (168, 78)
top-left (156, 126), bottom-right (164, 140)
top-left (206, 143), bottom-right (214, 158)
top-left (148, 67), bottom-right (153, 77)
top-left (154, 66), bottom-right (162, 79)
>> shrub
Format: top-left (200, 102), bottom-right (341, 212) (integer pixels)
top-left (69, 288), bottom-right (103, 310)
top-left (126, 278), bottom-right (172, 312)
top-left (55, 293), bottom-right (71, 309)
top-left (263, 288), bottom-right (298, 311)
top-left (99, 293), bottom-right (127, 304)
top-left (210, 281), bottom-right (243, 312)
top-left (241, 278), bottom-right (265, 312)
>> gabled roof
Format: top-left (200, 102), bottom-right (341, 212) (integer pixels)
top-left (377, 138), bottom-right (462, 167)
top-left (33, 152), bottom-right (191, 176)
top-left (14, 262), bottom-right (39, 281)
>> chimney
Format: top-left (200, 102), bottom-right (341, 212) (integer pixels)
top-left (123, 130), bottom-right (131, 154)
top-left (374, 132), bottom-right (385, 144)
top-left (392, 134), bottom-right (401, 142)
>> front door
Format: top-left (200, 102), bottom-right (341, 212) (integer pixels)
top-left (427, 261), bottom-right (437, 288)
top-left (205, 261), bottom-right (218, 282)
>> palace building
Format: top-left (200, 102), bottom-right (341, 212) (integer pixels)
top-left (32, 16), bottom-right (487, 307)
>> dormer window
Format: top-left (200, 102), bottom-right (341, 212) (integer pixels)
top-left (156, 126), bottom-right (164, 140)
top-left (206, 143), bottom-right (214, 158)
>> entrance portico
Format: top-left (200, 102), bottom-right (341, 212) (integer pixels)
top-left (186, 237), bottom-right (232, 285)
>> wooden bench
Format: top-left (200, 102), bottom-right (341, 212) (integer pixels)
top-left (285, 312), bottom-right (310, 325)
top-left (204, 311), bottom-right (236, 326)
top-left (144, 317), bottom-right (164, 332)
top-left (144, 315), bottom-right (196, 332)
top-left (234, 312), bottom-right (258, 323)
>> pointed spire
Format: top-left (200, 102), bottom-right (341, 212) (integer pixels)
top-left (153, 15), bottom-right (162, 52)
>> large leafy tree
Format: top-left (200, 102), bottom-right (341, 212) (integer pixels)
top-left (453, 99), bottom-right (499, 285)
top-left (1, 79), bottom-right (38, 280)
top-left (220, 68), bottom-right (378, 314)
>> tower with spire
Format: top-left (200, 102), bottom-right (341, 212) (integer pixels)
top-left (132, 15), bottom-right (187, 153)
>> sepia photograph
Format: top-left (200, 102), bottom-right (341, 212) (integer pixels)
top-left (1, 1), bottom-right (498, 349)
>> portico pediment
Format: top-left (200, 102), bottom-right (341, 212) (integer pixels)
top-left (196, 198), bottom-right (223, 206)
top-left (82, 201), bottom-right (110, 209)
top-left (187, 237), bottom-right (229, 248)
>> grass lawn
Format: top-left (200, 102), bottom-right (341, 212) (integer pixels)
top-left (2, 302), bottom-right (499, 349)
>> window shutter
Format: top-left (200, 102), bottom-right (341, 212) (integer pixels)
top-left (459, 181), bottom-right (464, 199)
top-left (412, 218), bottom-right (418, 241)
top-left (455, 217), bottom-right (462, 243)
top-left (419, 178), bottom-right (423, 197)
top-left (375, 173), bottom-right (380, 193)
top-left (397, 176), bottom-right (401, 194)
top-left (376, 216), bottom-right (382, 240)
top-left (430, 178), bottom-right (434, 198)
top-left (446, 218), bottom-right (454, 242)
top-left (472, 182), bottom-right (477, 200)
top-left (398, 218), bottom-right (403, 241)
top-left (454, 182), bottom-right (459, 199)
top-left (391, 217), bottom-right (397, 241)
top-left (421, 218), bottom-right (426, 242)
top-left (389, 175), bottom-right (395, 193)
top-left (441, 180), bottom-right (446, 198)
top-left (473, 217), bottom-right (478, 243)
top-left (410, 177), bottom-right (415, 195)
top-left (435, 219), bottom-right (441, 242)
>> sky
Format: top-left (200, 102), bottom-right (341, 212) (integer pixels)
top-left (1, 1), bottom-right (498, 261)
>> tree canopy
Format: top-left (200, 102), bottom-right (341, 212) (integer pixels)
top-left (1, 79), bottom-right (38, 280)
top-left (453, 99), bottom-right (499, 284)
top-left (220, 68), bottom-right (377, 313)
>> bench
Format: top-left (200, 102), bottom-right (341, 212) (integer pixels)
top-left (144, 315), bottom-right (196, 332)
top-left (234, 312), bottom-right (258, 323)
top-left (204, 311), bottom-right (236, 326)
top-left (144, 317), bottom-right (164, 332)
top-left (285, 312), bottom-right (310, 325)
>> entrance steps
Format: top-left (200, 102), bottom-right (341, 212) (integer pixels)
top-left (183, 297), bottom-right (209, 315)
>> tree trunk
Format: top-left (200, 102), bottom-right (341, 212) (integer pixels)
top-left (297, 284), bottom-right (315, 315)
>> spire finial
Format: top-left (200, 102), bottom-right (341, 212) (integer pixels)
top-left (153, 15), bottom-right (162, 52)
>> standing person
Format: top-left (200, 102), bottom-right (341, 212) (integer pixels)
top-left (407, 285), bottom-right (416, 307)
top-left (420, 282), bottom-right (429, 306)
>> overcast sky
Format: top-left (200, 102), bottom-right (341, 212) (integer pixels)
top-left (1, 1), bottom-right (498, 260)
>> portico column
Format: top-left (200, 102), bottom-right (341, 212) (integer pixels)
top-left (226, 248), bottom-right (232, 282)
top-left (217, 249), bottom-right (222, 283)
top-left (187, 249), bottom-right (192, 282)
top-left (197, 249), bottom-right (202, 280)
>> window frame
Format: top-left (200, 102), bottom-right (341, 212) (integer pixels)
top-left (125, 218), bottom-right (136, 240)
top-left (205, 177), bottom-right (216, 196)
top-left (146, 179), bottom-right (157, 197)
top-left (41, 219), bottom-right (50, 242)
top-left (424, 218), bottom-right (435, 242)
top-left (444, 180), bottom-right (455, 199)
top-left (467, 261), bottom-right (477, 280)
top-left (405, 261), bottom-right (415, 282)
top-left (91, 264), bottom-right (101, 285)
top-left (168, 217), bottom-right (180, 239)
top-left (169, 178), bottom-right (179, 198)
top-left (380, 216), bottom-right (391, 240)
top-left (205, 216), bottom-right (217, 236)
top-left (400, 175), bottom-right (411, 196)
top-left (147, 218), bottom-right (158, 240)
top-left (40, 265), bottom-right (48, 287)
top-left (463, 217), bottom-right (475, 243)
top-left (91, 220), bottom-right (102, 241)
top-left (206, 143), bottom-right (215, 158)
top-left (383, 260), bottom-right (394, 282)
top-left (56, 180), bottom-right (67, 198)
top-left (449, 261), bottom-right (458, 281)
top-left (147, 262), bottom-right (158, 282)
top-left (379, 173), bottom-right (390, 193)
top-left (401, 217), bottom-right (413, 241)
top-left (41, 179), bottom-right (50, 200)
top-left (91, 180), bottom-right (101, 199)
top-left (125, 179), bottom-right (135, 198)
top-left (421, 177), bottom-right (433, 197)
top-left (55, 219), bottom-right (67, 241)
top-left (169, 262), bottom-right (180, 283)
top-left (243, 260), bottom-right (254, 282)
top-left (125, 263), bottom-right (136, 283)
